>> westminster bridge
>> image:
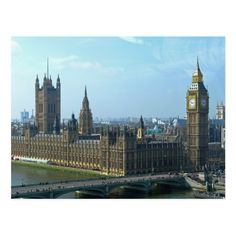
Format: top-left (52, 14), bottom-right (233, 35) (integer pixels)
top-left (12, 173), bottom-right (188, 198)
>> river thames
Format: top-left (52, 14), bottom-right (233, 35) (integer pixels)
top-left (12, 162), bottom-right (195, 199)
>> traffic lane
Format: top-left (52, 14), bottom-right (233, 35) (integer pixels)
top-left (12, 173), bottom-right (182, 194)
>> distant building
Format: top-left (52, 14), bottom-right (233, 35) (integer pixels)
top-left (208, 142), bottom-right (225, 170)
top-left (146, 126), bottom-right (162, 135)
top-left (215, 102), bottom-right (225, 150)
top-left (216, 102), bottom-right (225, 120)
top-left (29, 109), bottom-right (35, 124)
top-left (207, 111), bottom-right (225, 169)
top-left (209, 119), bottom-right (225, 143)
top-left (20, 109), bottom-right (29, 123)
top-left (172, 118), bottom-right (186, 128)
top-left (221, 127), bottom-right (225, 149)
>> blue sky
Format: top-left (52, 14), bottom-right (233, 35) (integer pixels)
top-left (11, 37), bottom-right (225, 120)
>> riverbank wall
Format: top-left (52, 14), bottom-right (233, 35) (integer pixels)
top-left (12, 160), bottom-right (104, 178)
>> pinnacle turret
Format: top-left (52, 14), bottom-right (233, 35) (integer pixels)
top-left (79, 86), bottom-right (93, 135)
top-left (140, 115), bottom-right (144, 129)
top-left (82, 86), bottom-right (89, 109)
top-left (85, 85), bottom-right (87, 97)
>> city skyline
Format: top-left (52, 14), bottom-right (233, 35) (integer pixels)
top-left (11, 37), bottom-right (225, 120)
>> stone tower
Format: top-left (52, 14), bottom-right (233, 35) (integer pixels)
top-left (35, 59), bottom-right (61, 134)
top-left (186, 59), bottom-right (209, 170)
top-left (100, 126), bottom-right (137, 176)
top-left (79, 86), bottom-right (93, 135)
top-left (216, 102), bottom-right (225, 120)
top-left (63, 113), bottom-right (78, 143)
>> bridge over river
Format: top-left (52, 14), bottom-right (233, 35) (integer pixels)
top-left (12, 173), bottom-right (188, 198)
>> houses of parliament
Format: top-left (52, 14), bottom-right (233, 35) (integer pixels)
top-left (11, 60), bottom-right (209, 176)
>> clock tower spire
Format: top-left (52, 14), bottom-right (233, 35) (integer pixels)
top-left (186, 58), bottom-right (209, 170)
top-left (192, 57), bottom-right (203, 83)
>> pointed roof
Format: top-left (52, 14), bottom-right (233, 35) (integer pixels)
top-left (85, 85), bottom-right (87, 97)
top-left (140, 115), bottom-right (144, 129)
top-left (82, 85), bottom-right (89, 109)
top-left (47, 57), bottom-right (49, 79)
top-left (192, 57), bottom-right (203, 82)
top-left (140, 115), bottom-right (143, 122)
top-left (36, 74), bottom-right (39, 83)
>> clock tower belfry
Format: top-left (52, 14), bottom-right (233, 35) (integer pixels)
top-left (186, 58), bottom-right (209, 170)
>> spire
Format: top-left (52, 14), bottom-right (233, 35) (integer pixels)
top-left (79, 86), bottom-right (93, 135)
top-left (56, 74), bottom-right (60, 88)
top-left (192, 57), bottom-right (203, 82)
top-left (85, 85), bottom-right (87, 97)
top-left (35, 74), bottom-right (39, 87)
top-left (47, 57), bottom-right (49, 79)
top-left (140, 115), bottom-right (144, 129)
top-left (82, 86), bottom-right (89, 109)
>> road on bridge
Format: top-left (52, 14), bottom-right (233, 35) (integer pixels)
top-left (12, 173), bottom-right (182, 197)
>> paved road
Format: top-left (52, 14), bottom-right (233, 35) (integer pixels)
top-left (12, 173), bottom-right (182, 197)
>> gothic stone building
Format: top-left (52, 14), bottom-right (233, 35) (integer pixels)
top-left (35, 63), bottom-right (61, 134)
top-left (12, 60), bottom-right (209, 176)
top-left (186, 59), bottom-right (209, 170)
top-left (12, 124), bottom-right (185, 176)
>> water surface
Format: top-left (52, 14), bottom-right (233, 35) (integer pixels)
top-left (12, 162), bottom-right (194, 199)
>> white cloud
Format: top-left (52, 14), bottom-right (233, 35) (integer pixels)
top-left (70, 60), bottom-right (124, 76)
top-left (70, 60), bottom-right (101, 70)
top-left (119, 37), bottom-right (144, 45)
top-left (150, 38), bottom-right (225, 81)
top-left (11, 40), bottom-right (22, 53)
top-left (50, 55), bottom-right (79, 69)
top-left (51, 55), bottom-right (124, 76)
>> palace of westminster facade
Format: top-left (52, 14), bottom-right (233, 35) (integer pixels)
top-left (11, 60), bottom-right (209, 176)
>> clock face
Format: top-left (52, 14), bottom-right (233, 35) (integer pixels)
top-left (189, 98), bottom-right (196, 109)
top-left (201, 98), bottom-right (207, 107)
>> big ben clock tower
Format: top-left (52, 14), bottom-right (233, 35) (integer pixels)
top-left (186, 59), bottom-right (209, 170)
